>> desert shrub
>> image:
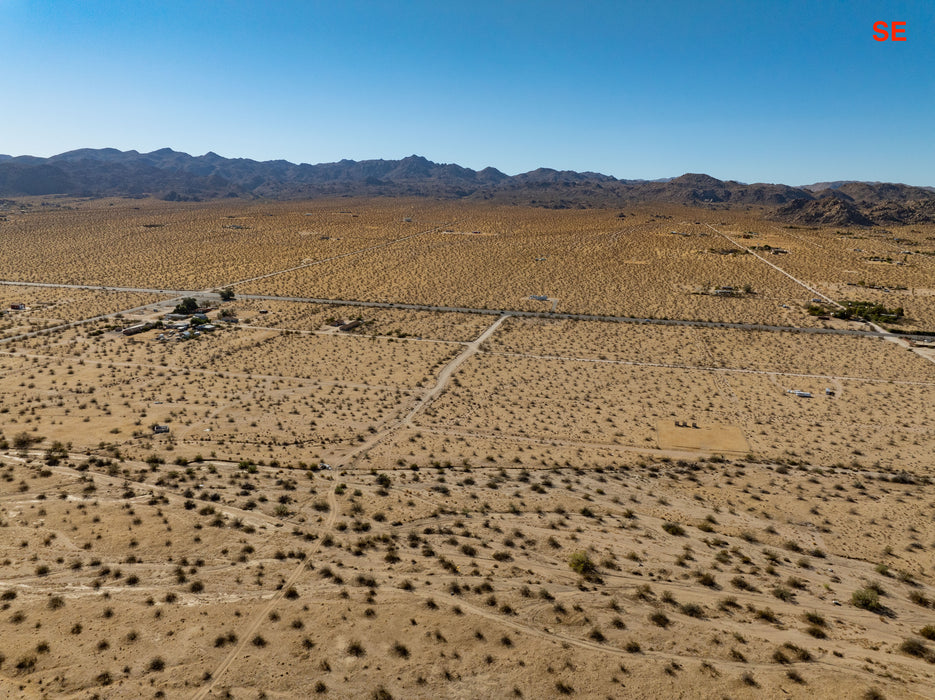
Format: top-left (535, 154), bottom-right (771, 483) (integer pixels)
top-left (786, 669), bottom-right (805, 684)
top-left (782, 642), bottom-right (812, 661)
top-left (13, 432), bottom-right (42, 450)
top-left (899, 638), bottom-right (930, 659)
top-left (568, 551), bottom-right (596, 577)
top-left (662, 522), bottom-right (686, 536)
top-left (803, 611), bottom-right (825, 626)
top-left (852, 588), bottom-right (884, 613)
top-left (15, 655), bottom-right (37, 673)
top-left (680, 602), bottom-right (705, 618)
top-left (95, 671), bottom-right (112, 685)
top-left (755, 607), bottom-right (778, 623)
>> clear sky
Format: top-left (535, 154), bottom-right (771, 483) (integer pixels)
top-left (1, 1), bottom-right (932, 185)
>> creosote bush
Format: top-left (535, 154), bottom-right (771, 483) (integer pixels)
top-left (568, 551), bottom-right (596, 577)
top-left (852, 588), bottom-right (884, 613)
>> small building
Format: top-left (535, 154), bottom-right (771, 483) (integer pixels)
top-left (153, 425), bottom-right (170, 434)
top-left (122, 322), bottom-right (154, 336)
top-left (200, 324), bottom-right (217, 332)
top-left (529, 295), bottom-right (548, 301)
top-left (339, 319), bottom-right (363, 332)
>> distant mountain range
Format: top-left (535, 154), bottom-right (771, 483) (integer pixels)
top-left (0, 148), bottom-right (932, 224)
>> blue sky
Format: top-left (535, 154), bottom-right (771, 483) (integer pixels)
top-left (1, 1), bottom-right (932, 184)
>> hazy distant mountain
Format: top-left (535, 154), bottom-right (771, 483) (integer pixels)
top-left (0, 148), bottom-right (932, 223)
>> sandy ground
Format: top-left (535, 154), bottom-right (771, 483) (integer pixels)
top-left (0, 198), bottom-right (934, 698)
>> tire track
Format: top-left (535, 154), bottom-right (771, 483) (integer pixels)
top-left (192, 479), bottom-right (338, 699)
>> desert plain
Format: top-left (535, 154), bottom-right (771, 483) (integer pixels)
top-left (0, 196), bottom-right (934, 698)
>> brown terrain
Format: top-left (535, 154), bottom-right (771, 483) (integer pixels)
top-left (0, 196), bottom-right (934, 699)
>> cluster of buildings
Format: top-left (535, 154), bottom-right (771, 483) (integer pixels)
top-left (156, 312), bottom-right (220, 341)
top-left (120, 307), bottom-right (232, 342)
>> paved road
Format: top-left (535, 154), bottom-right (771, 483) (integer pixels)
top-left (236, 294), bottom-right (930, 340)
top-left (3, 255), bottom-right (932, 344)
top-left (2, 278), bottom-right (929, 342)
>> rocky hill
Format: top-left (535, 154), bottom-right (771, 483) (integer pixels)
top-left (772, 197), bottom-right (875, 227)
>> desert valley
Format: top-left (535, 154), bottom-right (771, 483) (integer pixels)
top-left (1, 189), bottom-right (935, 699)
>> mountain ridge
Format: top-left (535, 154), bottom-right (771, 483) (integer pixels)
top-left (0, 148), bottom-right (932, 224)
